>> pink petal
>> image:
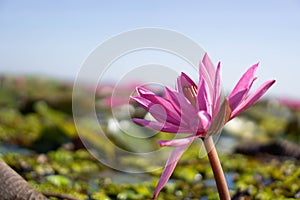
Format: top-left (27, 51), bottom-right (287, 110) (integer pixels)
top-left (228, 88), bottom-right (248, 111)
top-left (231, 79), bottom-right (275, 118)
top-left (158, 135), bottom-right (198, 147)
top-left (212, 62), bottom-right (222, 118)
top-left (198, 110), bottom-right (212, 131)
top-left (176, 76), bottom-right (182, 93)
top-left (199, 62), bottom-right (213, 102)
top-left (181, 72), bottom-right (197, 87)
top-left (131, 96), bottom-right (180, 125)
top-left (197, 77), bottom-right (210, 113)
top-left (165, 86), bottom-right (198, 122)
top-left (132, 118), bottom-right (191, 133)
top-left (138, 94), bottom-right (181, 123)
top-left (130, 96), bottom-right (152, 109)
top-left (229, 63), bottom-right (259, 104)
top-left (201, 53), bottom-right (216, 87)
top-left (165, 87), bottom-right (181, 114)
top-left (199, 53), bottom-right (216, 102)
top-left (176, 72), bottom-right (196, 93)
top-left (136, 87), bottom-right (155, 96)
top-left (135, 87), bottom-right (180, 120)
top-left (153, 142), bottom-right (192, 199)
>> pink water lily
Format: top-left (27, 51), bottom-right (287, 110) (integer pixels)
top-left (131, 53), bottom-right (275, 199)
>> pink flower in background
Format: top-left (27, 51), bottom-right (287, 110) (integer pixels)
top-left (131, 53), bottom-right (275, 199)
top-left (279, 97), bottom-right (300, 110)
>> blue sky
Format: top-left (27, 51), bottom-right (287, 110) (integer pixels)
top-left (0, 0), bottom-right (300, 98)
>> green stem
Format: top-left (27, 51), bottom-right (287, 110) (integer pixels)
top-left (203, 136), bottom-right (231, 200)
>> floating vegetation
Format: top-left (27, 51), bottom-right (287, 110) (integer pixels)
top-left (0, 76), bottom-right (299, 199)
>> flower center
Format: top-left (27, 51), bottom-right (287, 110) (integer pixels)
top-left (183, 85), bottom-right (197, 108)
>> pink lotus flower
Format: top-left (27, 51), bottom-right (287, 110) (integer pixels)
top-left (131, 53), bottom-right (275, 199)
top-left (279, 97), bottom-right (300, 110)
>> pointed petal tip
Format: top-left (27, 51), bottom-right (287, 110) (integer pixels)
top-left (216, 61), bottom-right (222, 71)
top-left (179, 72), bottom-right (191, 79)
top-left (180, 72), bottom-right (188, 79)
top-left (202, 52), bottom-right (215, 66)
top-left (202, 53), bottom-right (210, 63)
top-left (158, 140), bottom-right (166, 147)
top-left (136, 86), bottom-right (154, 95)
top-left (177, 72), bottom-right (196, 90)
top-left (131, 118), bottom-right (141, 123)
top-left (136, 86), bottom-right (144, 95)
top-left (131, 118), bottom-right (151, 126)
top-left (129, 95), bottom-right (138, 102)
top-left (243, 62), bottom-right (259, 77)
top-left (152, 194), bottom-right (158, 199)
top-left (181, 72), bottom-right (195, 83)
top-left (129, 95), bottom-right (138, 100)
top-left (203, 52), bottom-right (209, 59)
top-left (264, 79), bottom-right (276, 88)
top-left (152, 144), bottom-right (190, 200)
top-left (158, 139), bottom-right (180, 147)
top-left (266, 79), bottom-right (276, 88)
top-left (165, 86), bottom-right (173, 92)
top-left (251, 62), bottom-right (260, 70)
top-left (135, 86), bottom-right (142, 91)
top-left (137, 86), bottom-right (145, 92)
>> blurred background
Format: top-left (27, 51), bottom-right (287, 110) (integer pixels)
top-left (0, 1), bottom-right (299, 199)
top-left (1, 0), bottom-right (300, 98)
